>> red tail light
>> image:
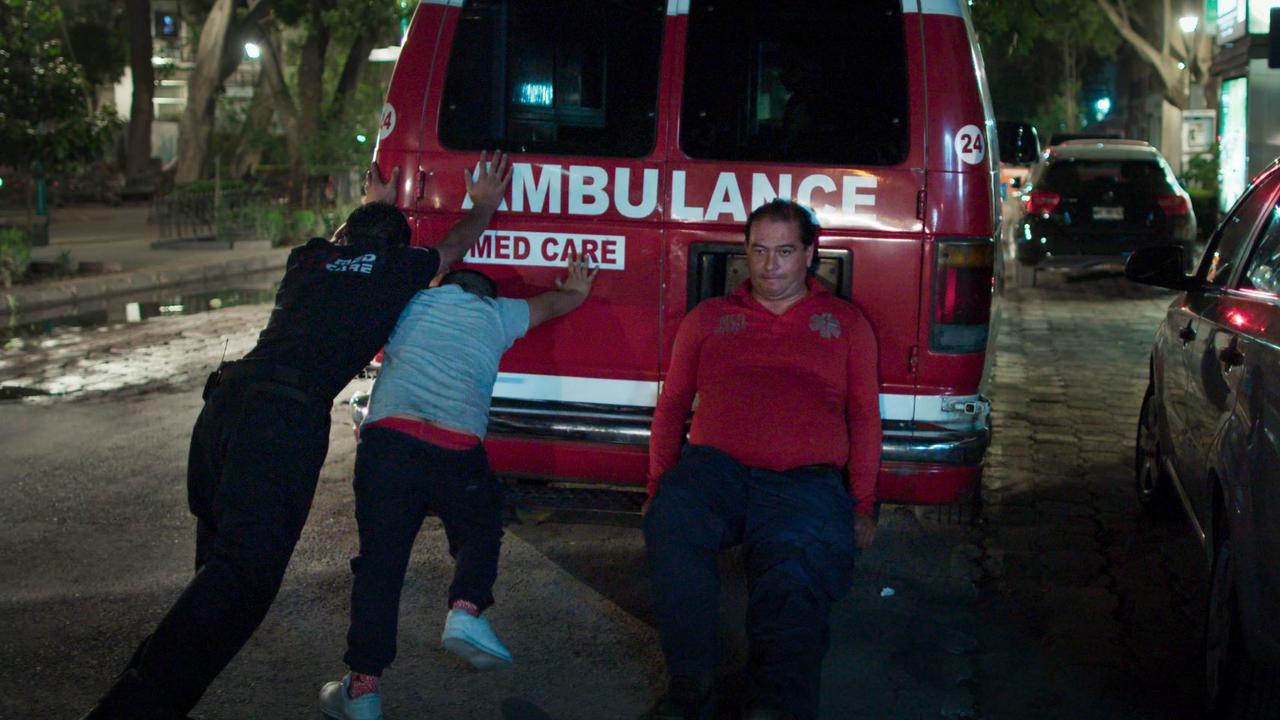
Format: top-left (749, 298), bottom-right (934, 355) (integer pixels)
top-left (1022, 190), bottom-right (1060, 214)
top-left (1157, 193), bottom-right (1190, 216)
top-left (931, 239), bottom-right (994, 353)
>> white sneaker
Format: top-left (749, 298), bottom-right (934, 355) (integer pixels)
top-left (319, 674), bottom-right (383, 720)
top-left (441, 608), bottom-right (514, 670)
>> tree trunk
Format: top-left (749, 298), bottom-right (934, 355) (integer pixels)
top-left (1063, 39), bottom-right (1079, 132)
top-left (332, 27), bottom-right (380, 108)
top-left (293, 25), bottom-right (328, 206)
top-left (258, 29), bottom-right (302, 176)
top-left (124, 0), bottom-right (154, 181)
top-left (230, 70), bottom-right (274, 178)
top-left (174, 0), bottom-right (237, 185)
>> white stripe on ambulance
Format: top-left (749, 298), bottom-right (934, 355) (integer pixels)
top-left (463, 163), bottom-right (877, 222)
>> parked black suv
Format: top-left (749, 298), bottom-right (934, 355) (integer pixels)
top-left (1007, 140), bottom-right (1196, 288)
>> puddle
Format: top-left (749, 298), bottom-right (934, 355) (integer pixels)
top-left (2, 272), bottom-right (279, 343)
top-left (0, 385), bottom-right (51, 400)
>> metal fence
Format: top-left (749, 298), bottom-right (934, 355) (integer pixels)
top-left (153, 187), bottom-right (267, 245)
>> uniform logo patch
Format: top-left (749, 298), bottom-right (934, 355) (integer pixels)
top-left (716, 314), bottom-right (747, 334)
top-left (809, 312), bottom-right (841, 339)
top-left (326, 253), bottom-right (378, 274)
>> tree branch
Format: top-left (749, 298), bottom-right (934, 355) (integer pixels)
top-left (1095, 0), bottom-right (1182, 95)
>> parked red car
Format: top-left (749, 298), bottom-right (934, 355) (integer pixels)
top-left (1127, 158), bottom-right (1280, 718)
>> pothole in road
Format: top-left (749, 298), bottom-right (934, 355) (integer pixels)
top-left (0, 385), bottom-right (51, 400)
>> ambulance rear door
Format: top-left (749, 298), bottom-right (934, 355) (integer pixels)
top-left (664, 0), bottom-right (927, 432)
top-left (409, 0), bottom-right (674, 482)
top-left (373, 0), bottom-right (452, 213)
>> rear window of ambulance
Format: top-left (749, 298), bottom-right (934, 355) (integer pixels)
top-left (439, 0), bottom-right (665, 158)
top-left (681, 0), bottom-right (909, 166)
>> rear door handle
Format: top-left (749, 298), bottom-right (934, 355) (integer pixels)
top-left (1219, 341), bottom-right (1244, 368)
top-left (1178, 323), bottom-right (1196, 343)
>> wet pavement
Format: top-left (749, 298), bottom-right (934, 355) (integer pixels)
top-left (0, 270), bottom-right (1213, 719)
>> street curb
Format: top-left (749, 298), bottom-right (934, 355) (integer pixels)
top-left (3, 250), bottom-right (289, 315)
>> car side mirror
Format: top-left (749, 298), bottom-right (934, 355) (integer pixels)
top-left (1125, 246), bottom-right (1197, 290)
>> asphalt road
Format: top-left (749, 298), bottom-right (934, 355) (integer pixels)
top-left (0, 271), bottom-right (1210, 719)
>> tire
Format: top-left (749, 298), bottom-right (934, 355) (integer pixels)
top-left (1206, 528), bottom-right (1280, 719)
top-left (1135, 383), bottom-right (1176, 519)
top-left (1013, 261), bottom-right (1037, 288)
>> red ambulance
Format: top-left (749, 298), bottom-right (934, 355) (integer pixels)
top-left (355, 0), bottom-right (999, 511)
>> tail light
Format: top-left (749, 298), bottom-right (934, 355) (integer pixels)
top-left (931, 239), bottom-right (994, 353)
top-left (1022, 190), bottom-right (1060, 214)
top-left (1157, 193), bottom-right (1190, 216)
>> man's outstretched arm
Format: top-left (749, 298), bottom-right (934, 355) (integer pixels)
top-left (435, 150), bottom-right (514, 270)
top-left (526, 257), bottom-right (598, 329)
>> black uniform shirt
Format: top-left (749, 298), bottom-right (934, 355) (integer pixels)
top-left (244, 237), bottom-right (440, 400)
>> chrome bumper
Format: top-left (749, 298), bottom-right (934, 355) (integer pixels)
top-left (351, 395), bottom-right (992, 467)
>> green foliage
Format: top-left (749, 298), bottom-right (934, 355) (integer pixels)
top-left (1182, 148), bottom-right (1219, 192)
top-left (291, 208), bottom-right (321, 240)
top-left (0, 0), bottom-right (120, 174)
top-left (67, 5), bottom-right (128, 89)
top-left (251, 204), bottom-right (286, 245)
top-left (1188, 188), bottom-right (1219, 239)
top-left (972, 0), bottom-right (1120, 134)
top-left (0, 227), bottom-right (31, 287)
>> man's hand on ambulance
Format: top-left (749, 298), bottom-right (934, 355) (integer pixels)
top-left (465, 149), bottom-right (513, 210)
top-left (527, 257), bottom-right (598, 329)
top-left (555, 256), bottom-right (598, 298)
top-left (435, 150), bottom-right (514, 270)
top-left (363, 163), bottom-right (400, 205)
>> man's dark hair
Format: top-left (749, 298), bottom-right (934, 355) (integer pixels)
top-left (440, 269), bottom-right (498, 299)
top-left (745, 198), bottom-right (821, 272)
top-left (342, 202), bottom-right (411, 252)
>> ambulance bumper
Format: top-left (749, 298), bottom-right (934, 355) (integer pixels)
top-left (483, 398), bottom-right (991, 467)
top-left (350, 395), bottom-right (990, 467)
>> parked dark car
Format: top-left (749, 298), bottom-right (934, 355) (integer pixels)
top-left (1127, 158), bottom-right (1280, 718)
top-left (1007, 139), bottom-right (1196, 288)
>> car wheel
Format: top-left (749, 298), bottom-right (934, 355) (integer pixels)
top-left (1135, 383), bottom-right (1175, 518)
top-left (1206, 526), bottom-right (1280, 719)
top-left (1013, 261), bottom-right (1037, 289)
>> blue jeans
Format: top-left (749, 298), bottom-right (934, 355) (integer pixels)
top-left (343, 425), bottom-right (504, 676)
top-left (644, 445), bottom-right (858, 720)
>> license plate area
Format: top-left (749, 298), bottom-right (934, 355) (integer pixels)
top-left (1092, 206), bottom-right (1123, 221)
top-left (686, 244), bottom-right (852, 311)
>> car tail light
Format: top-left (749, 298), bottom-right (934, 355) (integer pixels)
top-left (1023, 190), bottom-right (1060, 214)
top-left (1157, 193), bottom-right (1190, 216)
top-left (930, 239), bottom-right (994, 353)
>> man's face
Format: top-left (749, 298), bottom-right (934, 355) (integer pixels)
top-left (746, 217), bottom-right (813, 304)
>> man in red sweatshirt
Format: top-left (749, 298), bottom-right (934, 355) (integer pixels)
top-left (643, 199), bottom-right (881, 720)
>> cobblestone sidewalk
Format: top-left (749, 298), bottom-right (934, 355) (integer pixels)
top-left (975, 276), bottom-right (1208, 720)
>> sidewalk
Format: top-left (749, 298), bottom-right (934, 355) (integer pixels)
top-left (4, 202), bottom-right (290, 314)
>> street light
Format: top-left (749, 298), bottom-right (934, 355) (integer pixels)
top-left (244, 42), bottom-right (261, 60)
top-left (1095, 97), bottom-right (1112, 121)
top-left (1178, 15), bottom-right (1200, 34)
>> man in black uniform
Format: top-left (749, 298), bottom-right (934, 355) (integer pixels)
top-left (81, 151), bottom-right (513, 720)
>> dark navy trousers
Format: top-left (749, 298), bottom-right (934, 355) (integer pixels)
top-left (343, 425), bottom-right (504, 676)
top-left (644, 445), bottom-right (858, 720)
top-left (92, 375), bottom-right (331, 719)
